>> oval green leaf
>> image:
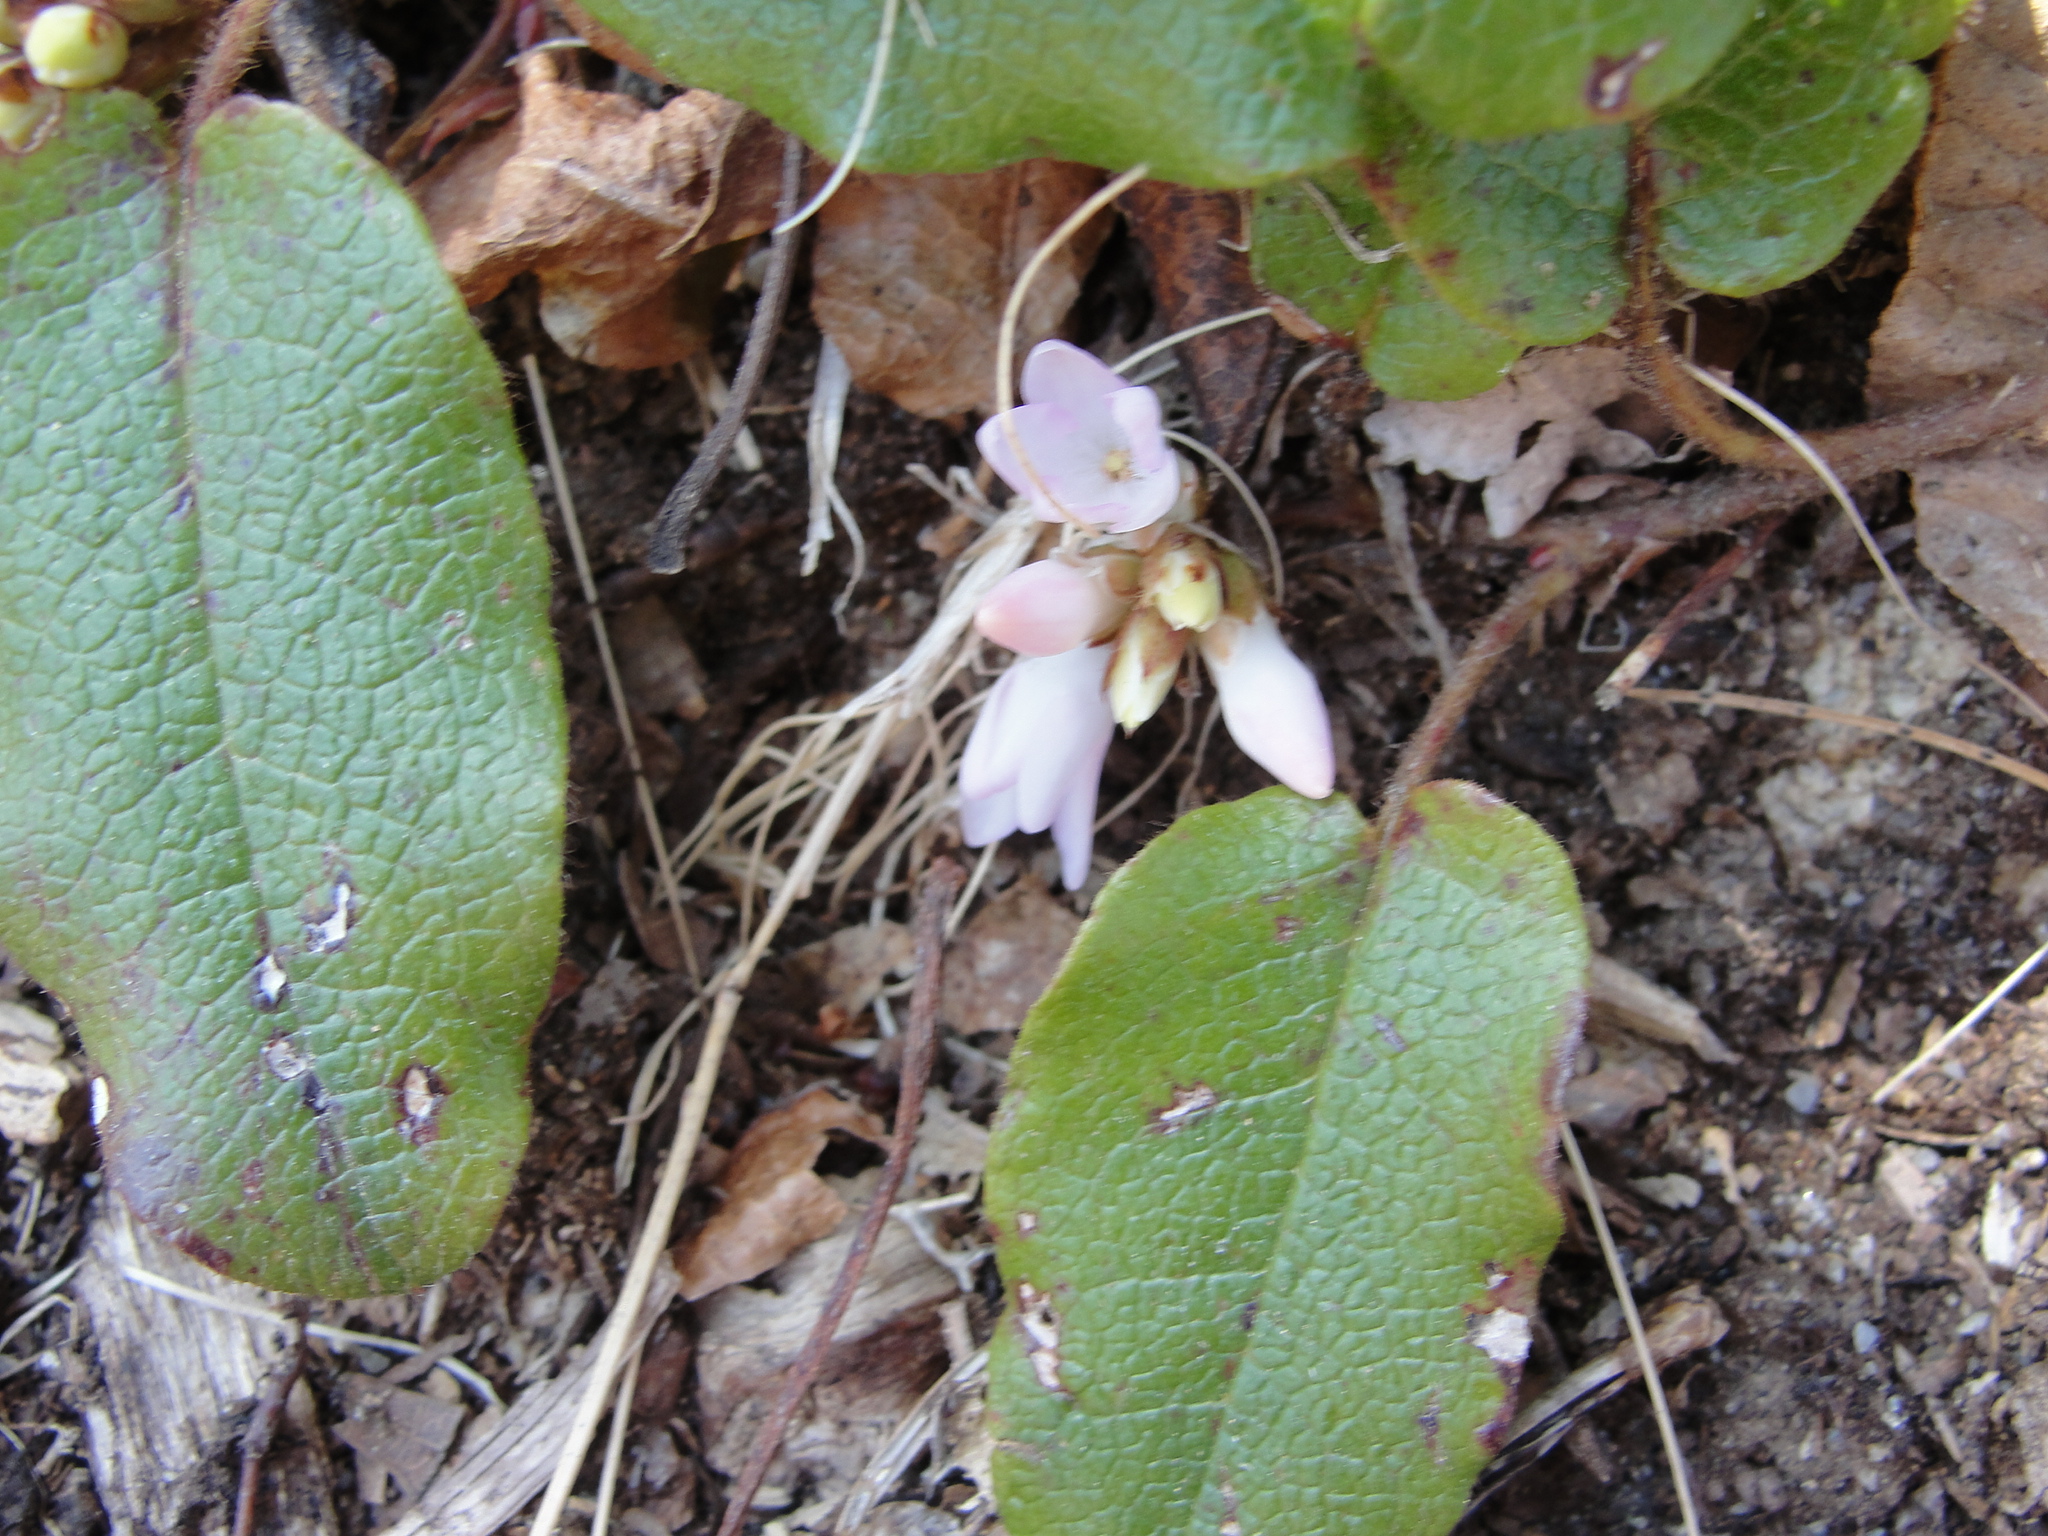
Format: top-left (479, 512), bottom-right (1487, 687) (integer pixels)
top-left (1355, 85), bottom-right (1628, 348)
top-left (985, 783), bottom-right (1587, 1536)
top-left (565, 0), bottom-right (1371, 188)
top-left (1648, 0), bottom-right (1933, 296)
top-left (0, 92), bottom-right (565, 1297)
top-left (1250, 169), bottom-right (1522, 399)
top-left (1359, 0), bottom-right (1751, 141)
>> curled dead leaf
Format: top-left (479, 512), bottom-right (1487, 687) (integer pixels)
top-left (673, 1084), bottom-right (887, 1301)
top-left (410, 51), bottom-right (781, 369)
top-left (1119, 181), bottom-right (1292, 465)
top-left (1868, 0), bottom-right (2048, 671)
top-left (811, 162), bottom-right (1112, 419)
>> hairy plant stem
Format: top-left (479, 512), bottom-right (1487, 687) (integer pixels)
top-left (648, 132), bottom-right (807, 573)
top-left (180, 0), bottom-right (277, 157)
top-left (711, 858), bottom-right (966, 1536)
top-left (1379, 553), bottom-right (1598, 827)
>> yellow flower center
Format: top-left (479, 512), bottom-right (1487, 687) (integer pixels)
top-left (1101, 447), bottom-right (1135, 482)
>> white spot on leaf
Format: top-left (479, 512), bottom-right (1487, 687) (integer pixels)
top-left (251, 951), bottom-right (287, 1011)
top-left (1470, 1308), bottom-right (1532, 1368)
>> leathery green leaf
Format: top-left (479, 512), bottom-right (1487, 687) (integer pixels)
top-left (565, 0), bottom-right (1371, 188)
top-left (1648, 0), bottom-right (1933, 296)
top-left (1250, 169), bottom-right (1521, 400)
top-left (1354, 85), bottom-right (1628, 348)
top-left (1358, 0), bottom-right (1750, 142)
top-left (0, 92), bottom-right (565, 1296)
top-left (985, 783), bottom-right (1586, 1536)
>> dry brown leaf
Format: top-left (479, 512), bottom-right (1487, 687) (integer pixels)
top-left (410, 51), bottom-right (781, 370)
top-left (1119, 180), bottom-right (1293, 465)
top-left (331, 1373), bottom-right (466, 1507)
top-left (811, 163), bottom-right (1112, 419)
top-left (786, 921), bottom-right (915, 1020)
top-left (939, 878), bottom-right (1080, 1037)
top-left (692, 1174), bottom-right (956, 1507)
top-left (1867, 0), bottom-right (2048, 671)
top-left (673, 1085), bottom-right (888, 1301)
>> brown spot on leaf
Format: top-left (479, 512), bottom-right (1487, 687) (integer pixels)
top-left (1585, 38), bottom-right (1667, 116)
top-left (1273, 913), bottom-right (1302, 945)
top-left (174, 1229), bottom-right (234, 1272)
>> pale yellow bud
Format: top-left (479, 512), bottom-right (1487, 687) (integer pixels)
top-left (0, 11), bottom-right (20, 47)
top-left (24, 4), bottom-right (127, 89)
top-left (1147, 541), bottom-right (1223, 632)
top-left (1107, 607), bottom-right (1184, 733)
top-left (0, 72), bottom-right (58, 148)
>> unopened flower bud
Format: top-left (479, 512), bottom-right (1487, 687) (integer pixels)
top-left (0, 71), bottom-right (58, 149)
top-left (974, 555), bottom-right (1130, 657)
top-left (1107, 607), bottom-right (1185, 733)
top-left (1145, 539), bottom-right (1223, 633)
top-left (0, 10), bottom-right (20, 47)
top-left (24, 4), bottom-right (127, 88)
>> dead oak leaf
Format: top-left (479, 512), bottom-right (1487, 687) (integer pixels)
top-left (409, 51), bottom-right (781, 370)
top-left (1867, 0), bottom-right (2048, 671)
top-left (673, 1084), bottom-right (888, 1301)
top-left (811, 162), bottom-right (1112, 419)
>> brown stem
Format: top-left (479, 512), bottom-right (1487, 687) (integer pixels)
top-left (1593, 508), bottom-right (1792, 708)
top-left (710, 857), bottom-right (967, 1536)
top-left (381, 0), bottom-right (522, 171)
top-left (1621, 128), bottom-right (1783, 469)
top-left (1379, 553), bottom-right (1599, 824)
top-left (1525, 374), bottom-right (2048, 568)
top-left (648, 134), bottom-right (807, 574)
top-left (181, 0), bottom-right (277, 157)
top-left (230, 1304), bottom-right (308, 1536)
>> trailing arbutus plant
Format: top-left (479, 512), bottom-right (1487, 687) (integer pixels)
top-left (0, 0), bottom-right (1980, 1527)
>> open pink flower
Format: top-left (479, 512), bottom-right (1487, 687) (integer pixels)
top-left (958, 643), bottom-right (1114, 890)
top-left (1197, 609), bottom-right (1335, 800)
top-left (975, 341), bottom-right (1179, 533)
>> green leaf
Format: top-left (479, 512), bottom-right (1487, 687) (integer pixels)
top-left (1359, 0), bottom-right (1750, 141)
top-left (0, 92), bottom-right (565, 1297)
top-left (1249, 171), bottom-right (1521, 399)
top-left (1355, 87), bottom-right (1628, 347)
top-left (985, 784), bottom-right (1586, 1536)
top-left (565, 0), bottom-right (1370, 187)
top-left (1648, 0), bottom-right (1932, 296)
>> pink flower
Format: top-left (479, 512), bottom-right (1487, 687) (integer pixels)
top-left (1198, 609), bottom-right (1335, 800)
top-left (958, 644), bottom-right (1114, 890)
top-left (975, 341), bottom-right (1179, 533)
top-left (973, 555), bottom-right (1129, 657)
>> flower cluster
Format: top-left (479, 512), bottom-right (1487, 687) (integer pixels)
top-left (961, 341), bottom-right (1334, 889)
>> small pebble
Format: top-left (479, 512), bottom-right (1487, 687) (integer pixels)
top-left (1852, 1320), bottom-right (1881, 1354)
top-left (1784, 1071), bottom-right (1823, 1115)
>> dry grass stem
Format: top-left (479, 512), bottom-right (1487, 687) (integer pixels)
top-left (1871, 935), bottom-right (2048, 1106)
top-left (1676, 359), bottom-right (2048, 731)
top-left (1560, 1124), bottom-right (1703, 1536)
top-left (1110, 307), bottom-right (1276, 379)
top-left (1366, 462), bottom-right (1456, 678)
top-left (525, 355), bottom-right (704, 985)
top-left (1165, 428), bottom-right (1285, 606)
top-left (1622, 687), bottom-right (2048, 795)
top-left (772, 0), bottom-right (901, 235)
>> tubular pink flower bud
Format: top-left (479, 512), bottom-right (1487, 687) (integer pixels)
top-left (974, 556), bottom-right (1130, 657)
top-left (975, 341), bottom-right (1180, 534)
top-left (958, 644), bottom-right (1115, 890)
top-left (1197, 608), bottom-right (1335, 800)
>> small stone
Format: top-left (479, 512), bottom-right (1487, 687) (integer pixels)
top-left (1784, 1070), bottom-right (1823, 1115)
top-left (1853, 1320), bottom-right (1881, 1354)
